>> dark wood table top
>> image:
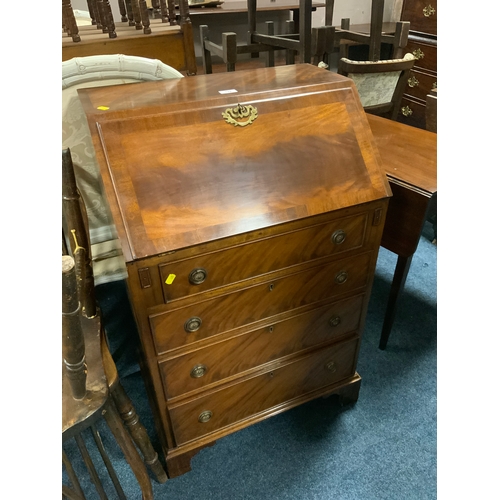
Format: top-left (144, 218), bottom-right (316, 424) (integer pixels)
top-left (367, 114), bottom-right (437, 196)
top-left (185, 0), bottom-right (325, 15)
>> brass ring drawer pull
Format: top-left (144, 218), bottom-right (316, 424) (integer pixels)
top-left (329, 316), bottom-right (341, 327)
top-left (184, 316), bottom-right (202, 333)
top-left (190, 364), bottom-right (207, 378)
top-left (331, 229), bottom-right (346, 245)
top-left (189, 268), bottom-right (207, 285)
top-left (401, 106), bottom-right (413, 117)
top-left (325, 361), bottom-right (337, 373)
top-left (335, 271), bottom-right (348, 284)
top-left (198, 410), bottom-right (213, 423)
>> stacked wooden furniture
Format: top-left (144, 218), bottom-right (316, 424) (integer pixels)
top-left (199, 0), bottom-right (327, 73)
top-left (77, 64), bottom-right (392, 478)
top-left (62, 0), bottom-right (197, 75)
top-left (397, 0), bottom-right (437, 128)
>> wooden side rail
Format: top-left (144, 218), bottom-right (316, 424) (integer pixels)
top-left (200, 24), bottom-right (278, 74)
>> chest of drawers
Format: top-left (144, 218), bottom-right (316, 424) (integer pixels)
top-left (79, 64), bottom-right (391, 477)
top-left (398, 0), bottom-right (437, 128)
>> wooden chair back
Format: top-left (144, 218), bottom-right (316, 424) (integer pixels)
top-left (62, 148), bottom-right (166, 498)
top-left (337, 53), bottom-right (416, 120)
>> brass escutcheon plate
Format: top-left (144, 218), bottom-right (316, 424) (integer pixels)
top-left (222, 104), bottom-right (258, 127)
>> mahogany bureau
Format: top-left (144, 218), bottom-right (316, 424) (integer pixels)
top-left (78, 64), bottom-right (392, 477)
top-left (397, 0), bottom-right (437, 129)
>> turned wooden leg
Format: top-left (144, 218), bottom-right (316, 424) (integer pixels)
top-left (62, 256), bottom-right (87, 400)
top-left (379, 254), bottom-right (413, 350)
top-left (102, 399), bottom-right (154, 500)
top-left (111, 382), bottom-right (168, 483)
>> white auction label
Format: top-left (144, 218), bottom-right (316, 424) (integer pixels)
top-left (218, 89), bottom-right (238, 94)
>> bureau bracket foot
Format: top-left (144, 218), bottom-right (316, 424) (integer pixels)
top-left (337, 374), bottom-right (362, 406)
top-left (165, 441), bottom-right (216, 478)
top-left (322, 373), bottom-right (362, 406)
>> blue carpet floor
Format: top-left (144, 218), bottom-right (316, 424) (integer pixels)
top-left (63, 222), bottom-right (437, 499)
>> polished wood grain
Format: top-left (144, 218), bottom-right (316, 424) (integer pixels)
top-left (367, 114), bottom-right (436, 349)
top-left (368, 114), bottom-right (436, 201)
top-left (79, 64), bottom-right (391, 477)
top-left (158, 211), bottom-right (368, 302)
top-left (151, 252), bottom-right (371, 352)
top-left (169, 337), bottom-right (359, 444)
top-left (78, 64), bottom-right (390, 262)
top-left (160, 295), bottom-right (364, 399)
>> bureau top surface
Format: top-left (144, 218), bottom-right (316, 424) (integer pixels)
top-left (79, 64), bottom-right (391, 262)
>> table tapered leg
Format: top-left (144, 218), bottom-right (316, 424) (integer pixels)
top-left (379, 254), bottom-right (413, 350)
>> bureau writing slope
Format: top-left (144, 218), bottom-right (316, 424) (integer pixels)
top-left (78, 64), bottom-right (392, 478)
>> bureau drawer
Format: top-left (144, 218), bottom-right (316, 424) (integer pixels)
top-left (398, 95), bottom-right (427, 130)
top-left (150, 252), bottom-right (371, 354)
top-left (159, 213), bottom-right (368, 302)
top-left (405, 69), bottom-right (437, 102)
top-left (405, 39), bottom-right (437, 73)
top-left (401, 0), bottom-right (437, 36)
top-left (160, 294), bottom-right (364, 399)
top-left (168, 336), bottom-right (359, 444)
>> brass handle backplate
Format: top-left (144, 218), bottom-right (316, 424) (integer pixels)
top-left (222, 104), bottom-right (258, 127)
top-left (423, 5), bottom-right (436, 17)
top-left (331, 230), bottom-right (346, 245)
top-left (190, 364), bottom-right (207, 378)
top-left (198, 410), bottom-right (213, 423)
top-left (335, 271), bottom-right (348, 284)
top-left (407, 75), bottom-right (419, 87)
top-left (401, 106), bottom-right (413, 117)
top-left (412, 48), bottom-right (424, 60)
top-left (184, 316), bottom-right (202, 333)
top-left (189, 268), bottom-right (207, 285)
